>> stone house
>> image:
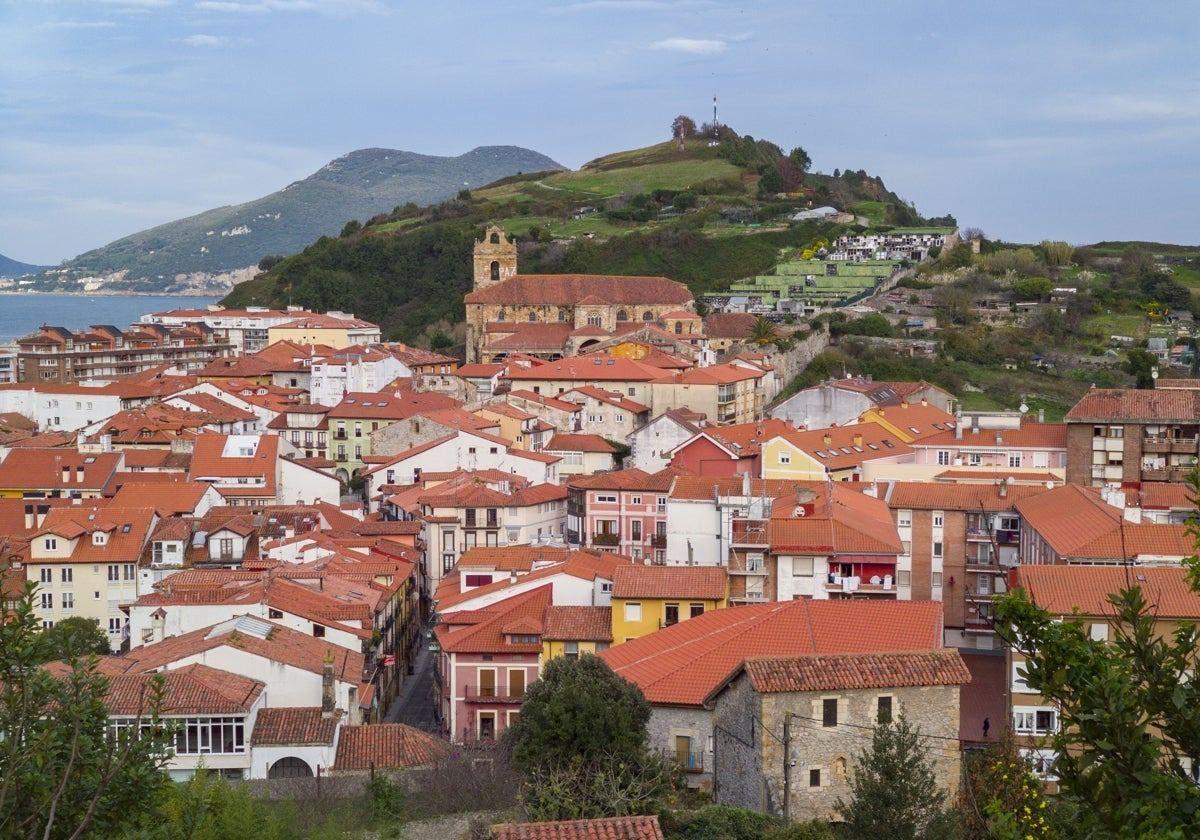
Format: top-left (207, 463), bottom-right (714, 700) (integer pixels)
top-left (709, 650), bottom-right (969, 821)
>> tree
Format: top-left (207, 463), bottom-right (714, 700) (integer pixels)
top-left (993, 534), bottom-right (1200, 838)
top-left (457, 188), bottom-right (472, 201)
top-left (257, 254), bottom-right (284, 272)
top-left (340, 219), bottom-right (362, 237)
top-left (751, 317), bottom-right (780, 346)
top-left (428, 331), bottom-right (453, 351)
top-left (506, 655), bottom-right (674, 819)
top-left (0, 583), bottom-right (172, 839)
top-left (788, 146), bottom-right (812, 174)
top-left (507, 655), bottom-right (650, 772)
top-left (1040, 240), bottom-right (1074, 267)
top-left (836, 714), bottom-right (955, 840)
top-left (757, 164), bottom-right (784, 196)
top-left (41, 616), bottom-right (111, 661)
top-left (940, 242), bottom-right (975, 269)
top-left (671, 115), bottom-right (697, 140)
top-left (1124, 347), bottom-right (1157, 389)
top-left (957, 731), bottom-right (1054, 840)
top-left (1010, 276), bottom-right (1054, 301)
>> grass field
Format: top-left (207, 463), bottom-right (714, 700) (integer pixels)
top-left (539, 158), bottom-right (743, 198)
top-left (369, 216), bottom-right (424, 234)
top-left (494, 214), bottom-right (635, 238)
top-left (852, 200), bottom-right (887, 226)
top-left (1084, 312), bottom-right (1148, 340)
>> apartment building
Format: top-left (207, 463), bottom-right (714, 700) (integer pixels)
top-left (566, 467), bottom-right (675, 562)
top-left (1064, 387), bottom-right (1200, 486)
top-left (326, 389), bottom-right (461, 480)
top-left (17, 323), bottom-right (231, 383)
top-left (649, 363), bottom-right (765, 427)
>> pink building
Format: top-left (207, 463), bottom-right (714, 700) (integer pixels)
top-left (434, 585), bottom-right (548, 742)
top-left (911, 419), bottom-right (1067, 474)
top-left (567, 467), bottom-right (678, 563)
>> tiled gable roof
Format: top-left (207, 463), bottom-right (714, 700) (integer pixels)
top-left (333, 723), bottom-right (451, 771)
top-left (740, 649), bottom-right (971, 695)
top-left (568, 466), bottom-right (679, 492)
top-left (542, 606), bottom-right (613, 642)
top-left (775, 421), bottom-right (912, 470)
top-left (599, 599), bottom-right (944, 707)
top-left (915, 422), bottom-right (1066, 449)
top-left (546, 434), bottom-right (618, 454)
top-left (612, 565), bottom-right (727, 600)
top-left (104, 663), bottom-right (263, 716)
top-left (1065, 388), bottom-right (1200, 423)
top-left (436, 586), bottom-right (552, 653)
top-left (491, 816), bottom-right (664, 840)
top-left (465, 274), bottom-right (692, 306)
top-left (251, 706), bottom-right (342, 745)
top-left (702, 312), bottom-right (759, 339)
top-left (507, 355), bottom-right (669, 383)
top-left (1014, 565), bottom-right (1200, 617)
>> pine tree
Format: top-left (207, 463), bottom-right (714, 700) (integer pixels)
top-left (837, 714), bottom-right (954, 840)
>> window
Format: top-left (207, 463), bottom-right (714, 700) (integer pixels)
top-left (312, 625), bottom-right (326, 638)
top-left (1090, 622), bottom-right (1109, 642)
top-left (897, 510), bottom-right (912, 528)
top-left (877, 696), bottom-right (893, 723)
top-left (779, 452), bottom-right (791, 464)
top-left (596, 494), bottom-right (617, 503)
top-left (897, 570), bottom-right (911, 587)
top-left (967, 452), bottom-right (983, 466)
top-left (40, 568), bottom-right (52, 584)
top-left (623, 602), bottom-right (642, 622)
top-left (936, 450), bottom-right (951, 466)
top-left (62, 592), bottom-right (73, 610)
top-left (268, 608), bottom-right (283, 619)
top-left (977, 575), bottom-right (991, 595)
top-left (123, 564), bottom-right (135, 581)
top-left (664, 603), bottom-right (679, 626)
top-left (809, 768), bottom-right (821, 788)
top-left (932, 511), bottom-right (944, 528)
top-left (464, 574), bottom-right (492, 587)
top-left (932, 572), bottom-right (943, 587)
top-left (44, 538), bottom-right (58, 551)
top-left (1009, 453), bottom-right (1022, 468)
top-left (901, 540), bottom-right (912, 555)
top-left (932, 541), bottom-right (943, 558)
top-left (631, 520), bottom-right (642, 541)
top-left (172, 717), bottom-right (246, 755)
top-left (822, 698), bottom-right (838, 727)
top-left (107, 565), bottom-right (120, 582)
top-left (792, 556), bottom-right (813, 576)
top-left (108, 617), bottom-right (122, 634)
top-left (41, 592), bottom-right (53, 609)
top-left (1011, 662), bottom-right (1032, 693)
top-left (689, 603), bottom-right (705, 618)
top-left (564, 641), bottom-right (579, 660)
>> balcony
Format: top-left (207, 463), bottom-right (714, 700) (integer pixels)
top-left (591, 532), bottom-right (620, 547)
top-left (671, 749), bottom-right (705, 774)
top-left (651, 534), bottom-right (667, 549)
top-left (1171, 437), bottom-right (1200, 454)
top-left (1142, 438), bottom-right (1172, 454)
top-left (730, 520), bottom-right (769, 548)
top-left (1142, 467), bottom-right (1169, 481)
top-left (730, 591), bottom-right (767, 603)
top-left (966, 527), bottom-right (991, 542)
top-left (463, 685), bottom-right (525, 704)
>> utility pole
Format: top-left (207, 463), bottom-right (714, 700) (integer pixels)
top-left (782, 711), bottom-right (793, 821)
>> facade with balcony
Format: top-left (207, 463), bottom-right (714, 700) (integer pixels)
top-left (17, 323), bottom-right (231, 384)
top-left (566, 467), bottom-right (675, 563)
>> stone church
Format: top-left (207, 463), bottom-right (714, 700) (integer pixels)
top-left (463, 225), bottom-right (697, 363)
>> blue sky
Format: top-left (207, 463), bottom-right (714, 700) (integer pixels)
top-left (1, 0), bottom-right (1197, 264)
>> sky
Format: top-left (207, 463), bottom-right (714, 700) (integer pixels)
top-left (1, 1), bottom-right (1197, 265)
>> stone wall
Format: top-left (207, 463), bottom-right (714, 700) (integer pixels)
top-left (647, 705), bottom-right (714, 789)
top-left (760, 327), bottom-right (831, 392)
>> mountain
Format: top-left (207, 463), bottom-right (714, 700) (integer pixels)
top-left (37, 146), bottom-right (563, 293)
top-left (0, 252), bottom-right (49, 279)
top-left (224, 129), bottom-right (952, 343)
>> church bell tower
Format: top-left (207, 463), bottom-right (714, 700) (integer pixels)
top-left (473, 225), bottom-right (518, 291)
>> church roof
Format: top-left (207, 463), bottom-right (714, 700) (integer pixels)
top-left (465, 274), bottom-right (693, 307)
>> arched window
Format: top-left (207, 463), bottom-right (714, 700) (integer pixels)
top-left (587, 314), bottom-right (602, 327)
top-left (268, 757), bottom-right (313, 779)
top-left (489, 232), bottom-right (500, 244)
top-left (490, 260), bottom-right (500, 283)
top-left (642, 311), bottom-right (654, 322)
top-left (616, 309), bottom-right (629, 322)
top-left (674, 321), bottom-right (683, 335)
top-left (528, 311), bottom-right (537, 322)
top-left (497, 310), bottom-right (505, 322)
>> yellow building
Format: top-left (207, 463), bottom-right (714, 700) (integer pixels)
top-left (858, 401), bottom-right (956, 444)
top-left (26, 505), bottom-right (157, 650)
top-left (541, 605), bottom-right (613, 662)
top-left (267, 313), bottom-right (381, 349)
top-left (610, 566), bottom-right (728, 644)
top-left (761, 421), bottom-right (914, 482)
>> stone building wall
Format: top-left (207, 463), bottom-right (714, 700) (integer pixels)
top-left (646, 705), bottom-right (715, 789)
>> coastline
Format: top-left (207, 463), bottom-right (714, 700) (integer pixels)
top-left (0, 290), bottom-right (224, 298)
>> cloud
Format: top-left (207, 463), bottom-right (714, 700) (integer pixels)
top-left (649, 37), bottom-right (726, 55)
top-left (40, 20), bottom-right (120, 29)
top-left (94, 0), bottom-right (174, 7)
top-left (175, 33), bottom-right (228, 46)
top-left (194, 0), bottom-right (384, 12)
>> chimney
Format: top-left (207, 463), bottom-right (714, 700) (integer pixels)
top-left (823, 433), bottom-right (832, 447)
top-left (1037, 408), bottom-right (1045, 423)
top-left (921, 397), bottom-right (928, 407)
top-left (853, 434), bottom-right (863, 447)
top-left (998, 478), bottom-right (1008, 498)
top-left (152, 609), bottom-right (166, 644)
top-left (36, 505), bottom-right (48, 527)
top-left (955, 423), bottom-right (963, 440)
top-left (741, 471), bottom-right (750, 497)
top-left (864, 481), bottom-right (878, 498)
top-left (321, 652), bottom-right (335, 718)
top-left (61, 466), bottom-right (70, 484)
top-left (75, 466), bottom-right (85, 483)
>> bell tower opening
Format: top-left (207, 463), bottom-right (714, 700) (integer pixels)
top-left (473, 224), bottom-right (517, 291)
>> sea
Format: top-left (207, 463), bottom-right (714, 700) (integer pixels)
top-left (0, 294), bottom-right (222, 344)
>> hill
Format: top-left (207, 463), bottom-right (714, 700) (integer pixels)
top-left (0, 252), bottom-right (49, 279)
top-left (223, 130), bottom-right (952, 342)
top-left (29, 146), bottom-right (563, 294)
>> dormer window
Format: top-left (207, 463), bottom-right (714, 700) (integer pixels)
top-left (44, 538), bottom-right (57, 551)
top-left (508, 634), bottom-right (540, 645)
top-left (93, 532), bottom-right (107, 546)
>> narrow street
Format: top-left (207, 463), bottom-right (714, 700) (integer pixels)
top-left (385, 624), bottom-right (441, 732)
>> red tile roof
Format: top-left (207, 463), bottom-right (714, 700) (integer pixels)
top-left (436, 551), bottom-right (629, 611)
top-left (546, 434), bottom-right (619, 454)
top-left (652, 363), bottom-right (764, 386)
top-left (775, 421), bottom-right (913, 470)
top-left (490, 816), bottom-right (664, 840)
top-left (542, 606), bottom-right (613, 642)
top-left (566, 386), bottom-right (649, 414)
top-left (251, 706), bottom-right (342, 745)
top-left (465, 274), bottom-right (692, 306)
top-left (702, 313), bottom-right (759, 339)
top-left (457, 545), bottom-right (573, 572)
top-left (1015, 565), bottom-right (1200, 617)
top-left (506, 355), bottom-right (670, 383)
top-left (738, 649), bottom-right (971, 695)
top-left (332, 724), bottom-right (451, 771)
top-left (568, 466), bottom-right (679, 492)
top-left (329, 390), bottom-right (460, 420)
top-left (188, 433), bottom-right (279, 498)
top-left (103, 663), bottom-right (263, 716)
top-left (866, 402), bottom-right (957, 441)
top-left (486, 323), bottom-right (575, 351)
top-left (508, 390), bottom-right (582, 413)
top-left (110, 481), bottom-right (214, 515)
top-left (678, 419), bottom-right (795, 459)
top-left (933, 470), bottom-right (1061, 484)
top-left (916, 422), bottom-right (1066, 449)
top-left (599, 599), bottom-right (945, 706)
top-left (0, 450), bottom-right (121, 492)
top-left (612, 565), bottom-right (727, 600)
top-left (820, 377), bottom-right (940, 407)
top-left (883, 480), bottom-right (1051, 511)
top-left (435, 586), bottom-right (552, 653)
top-left (1065, 388), bottom-right (1200, 423)
top-left (34, 506), bottom-right (156, 563)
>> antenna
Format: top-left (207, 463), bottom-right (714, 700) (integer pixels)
top-left (713, 95), bottom-right (718, 126)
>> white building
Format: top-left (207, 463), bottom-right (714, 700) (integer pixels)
top-left (310, 349), bottom-right (412, 407)
top-left (627, 409), bottom-right (705, 472)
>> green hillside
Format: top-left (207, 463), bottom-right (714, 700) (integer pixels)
top-left (223, 129), bottom-right (950, 343)
top-left (0, 252), bottom-right (48, 279)
top-left (33, 146), bottom-right (562, 293)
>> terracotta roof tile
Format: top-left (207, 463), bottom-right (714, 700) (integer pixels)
top-left (775, 421), bottom-right (913, 470)
top-left (542, 606), bottom-right (613, 642)
top-left (251, 706), bottom-right (342, 745)
top-left (333, 723), bottom-right (451, 771)
top-left (0, 450), bottom-right (121, 492)
top-left (916, 422), bottom-right (1066, 449)
top-left (103, 663), bottom-right (263, 716)
top-left (741, 649), bottom-right (971, 695)
top-left (507, 355), bottom-right (668, 383)
top-left (702, 312), bottom-right (759, 339)
top-left (1065, 388), bottom-right (1200, 423)
top-left (491, 816), bottom-right (664, 840)
top-left (1014, 565), bottom-right (1200, 617)
top-left (465, 274), bottom-right (692, 306)
top-left (546, 434), bottom-right (618, 454)
top-left (611, 565), bottom-right (727, 600)
top-left (600, 599), bottom-right (944, 707)
top-left (569, 467), bottom-right (679, 492)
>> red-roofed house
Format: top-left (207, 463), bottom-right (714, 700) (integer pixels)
top-left (650, 363), bottom-right (766, 427)
top-left (566, 467), bottom-right (678, 562)
top-left (669, 419), bottom-right (795, 478)
top-left (544, 434), bottom-right (618, 476)
top-left (560, 385), bottom-right (650, 440)
top-left (599, 598), bottom-right (947, 787)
